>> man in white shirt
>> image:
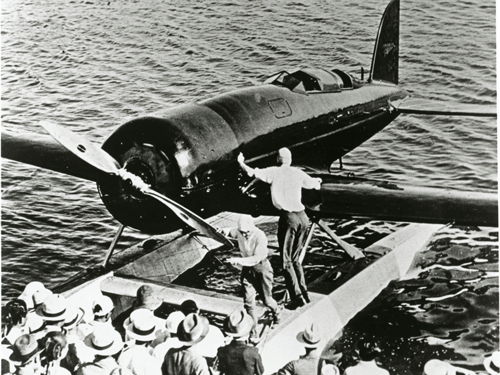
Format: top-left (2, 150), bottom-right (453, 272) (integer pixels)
top-left (238, 148), bottom-right (321, 309)
top-left (220, 215), bottom-right (281, 344)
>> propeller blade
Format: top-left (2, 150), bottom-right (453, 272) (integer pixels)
top-left (142, 188), bottom-right (233, 247)
top-left (40, 120), bottom-right (121, 174)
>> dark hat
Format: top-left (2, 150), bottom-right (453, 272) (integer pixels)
top-left (133, 285), bottom-right (162, 311)
top-left (224, 309), bottom-right (253, 338)
top-left (177, 313), bottom-right (209, 346)
top-left (180, 300), bottom-right (199, 316)
top-left (296, 323), bottom-right (321, 348)
top-left (9, 334), bottom-right (41, 364)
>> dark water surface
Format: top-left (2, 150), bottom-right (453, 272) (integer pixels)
top-left (1, 0), bottom-right (497, 373)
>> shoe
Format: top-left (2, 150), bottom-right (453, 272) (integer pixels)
top-left (249, 336), bottom-right (260, 345)
top-left (286, 298), bottom-right (305, 310)
top-left (302, 292), bottom-right (311, 304)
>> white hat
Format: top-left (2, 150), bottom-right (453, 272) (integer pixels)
top-left (484, 351), bottom-right (500, 375)
top-left (165, 311), bottom-right (185, 334)
top-left (19, 282), bottom-right (45, 310)
top-left (321, 364), bottom-right (340, 375)
top-left (64, 306), bottom-right (85, 331)
top-left (92, 295), bottom-right (114, 316)
top-left (84, 327), bottom-right (123, 356)
top-left (296, 323), bottom-right (322, 348)
top-left (125, 309), bottom-right (160, 341)
top-left (35, 294), bottom-right (69, 321)
top-left (32, 288), bottom-right (53, 308)
top-left (423, 359), bottom-right (456, 375)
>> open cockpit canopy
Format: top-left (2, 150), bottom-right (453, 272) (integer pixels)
top-left (265, 68), bottom-right (355, 93)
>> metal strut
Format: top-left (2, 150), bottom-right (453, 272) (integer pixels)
top-left (102, 224), bottom-right (125, 268)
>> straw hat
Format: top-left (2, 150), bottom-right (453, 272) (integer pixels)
top-left (32, 288), bottom-right (53, 308)
top-left (19, 282), bottom-right (45, 310)
top-left (132, 285), bottom-right (162, 311)
top-left (63, 306), bottom-right (85, 331)
top-left (92, 295), bottom-right (114, 317)
top-left (177, 313), bottom-right (209, 345)
top-left (9, 334), bottom-right (42, 364)
top-left (35, 294), bottom-right (69, 321)
top-left (296, 323), bottom-right (321, 348)
top-left (224, 309), bottom-right (253, 338)
top-left (165, 311), bottom-right (185, 334)
top-left (84, 327), bottom-right (123, 356)
top-left (423, 359), bottom-right (456, 375)
top-left (125, 309), bottom-right (160, 341)
top-left (484, 352), bottom-right (500, 375)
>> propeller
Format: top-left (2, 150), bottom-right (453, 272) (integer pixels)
top-left (39, 121), bottom-right (233, 247)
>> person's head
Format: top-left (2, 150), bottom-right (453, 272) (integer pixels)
top-left (84, 326), bottom-right (123, 359)
top-left (180, 300), bottom-right (199, 316)
top-left (357, 336), bottom-right (381, 361)
top-left (133, 285), bottom-right (162, 312)
top-left (483, 351), bottom-right (500, 375)
top-left (237, 215), bottom-right (255, 239)
top-left (44, 331), bottom-right (69, 364)
top-left (177, 313), bottom-right (209, 346)
top-left (224, 309), bottom-right (253, 341)
top-left (277, 147), bottom-right (292, 166)
top-left (9, 334), bottom-right (42, 369)
top-left (6, 299), bottom-right (28, 326)
top-left (296, 323), bottom-right (321, 352)
top-left (125, 308), bottom-right (159, 346)
top-left (92, 295), bottom-right (114, 322)
top-left (165, 311), bottom-right (185, 337)
top-left (35, 294), bottom-right (68, 328)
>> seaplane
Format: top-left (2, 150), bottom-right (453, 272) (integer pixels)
top-left (2, 0), bottom-right (497, 372)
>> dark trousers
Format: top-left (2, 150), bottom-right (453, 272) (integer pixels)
top-left (278, 210), bottom-right (309, 302)
top-left (242, 259), bottom-right (278, 337)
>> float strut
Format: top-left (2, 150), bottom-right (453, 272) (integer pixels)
top-left (102, 224), bottom-right (125, 268)
top-left (313, 219), bottom-right (365, 260)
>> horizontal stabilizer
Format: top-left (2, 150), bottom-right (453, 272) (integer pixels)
top-left (303, 175), bottom-right (498, 227)
top-left (391, 98), bottom-right (497, 117)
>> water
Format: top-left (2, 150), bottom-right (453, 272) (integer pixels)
top-left (1, 0), bottom-right (497, 373)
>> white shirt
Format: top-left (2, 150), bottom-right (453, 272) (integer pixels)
top-left (118, 344), bottom-right (161, 375)
top-left (344, 360), bottom-right (390, 375)
top-left (222, 227), bottom-right (268, 266)
top-left (152, 337), bottom-right (183, 362)
top-left (254, 165), bottom-right (321, 212)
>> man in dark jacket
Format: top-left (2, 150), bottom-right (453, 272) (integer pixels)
top-left (217, 309), bottom-right (264, 375)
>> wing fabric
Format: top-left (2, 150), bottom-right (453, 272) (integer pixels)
top-left (391, 98), bottom-right (497, 117)
top-left (2, 131), bottom-right (102, 181)
top-left (303, 176), bottom-right (498, 227)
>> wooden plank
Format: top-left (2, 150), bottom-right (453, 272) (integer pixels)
top-left (100, 276), bottom-right (258, 317)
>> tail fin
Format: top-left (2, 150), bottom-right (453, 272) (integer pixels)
top-left (369, 0), bottom-right (399, 84)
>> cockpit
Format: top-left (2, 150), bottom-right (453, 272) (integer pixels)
top-left (264, 68), bottom-right (355, 93)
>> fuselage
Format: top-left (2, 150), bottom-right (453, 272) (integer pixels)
top-left (99, 69), bottom-right (408, 233)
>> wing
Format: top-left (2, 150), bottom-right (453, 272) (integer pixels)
top-left (2, 131), bottom-right (102, 181)
top-left (302, 175), bottom-right (497, 227)
top-left (391, 98), bottom-right (497, 117)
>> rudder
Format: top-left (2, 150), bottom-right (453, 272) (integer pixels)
top-left (369, 0), bottom-right (399, 84)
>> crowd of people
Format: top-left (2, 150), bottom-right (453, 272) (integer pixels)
top-left (2, 280), bottom-right (498, 375)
